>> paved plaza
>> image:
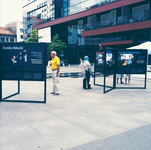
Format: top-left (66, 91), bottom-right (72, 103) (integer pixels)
top-left (1, 67), bottom-right (151, 150)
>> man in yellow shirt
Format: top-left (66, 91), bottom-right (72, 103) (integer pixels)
top-left (50, 51), bottom-right (60, 95)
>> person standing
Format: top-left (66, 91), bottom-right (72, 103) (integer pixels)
top-left (124, 58), bottom-right (132, 85)
top-left (125, 74), bottom-right (131, 85)
top-left (50, 51), bottom-right (60, 95)
top-left (117, 74), bottom-right (124, 84)
top-left (81, 56), bottom-right (92, 89)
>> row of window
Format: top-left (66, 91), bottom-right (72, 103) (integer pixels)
top-left (64, 0), bottom-right (117, 16)
top-left (37, 1), bottom-right (47, 9)
top-left (27, 2), bottom-right (55, 21)
top-left (0, 37), bottom-right (16, 42)
top-left (20, 29), bottom-right (23, 33)
top-left (80, 3), bottom-right (151, 31)
top-left (67, 3), bottom-right (151, 45)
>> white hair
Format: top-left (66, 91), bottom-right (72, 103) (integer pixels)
top-left (51, 51), bottom-right (57, 55)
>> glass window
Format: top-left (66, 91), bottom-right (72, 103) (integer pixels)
top-left (20, 35), bottom-right (23, 39)
top-left (1, 37), bottom-right (5, 42)
top-left (68, 0), bottom-right (118, 15)
top-left (20, 29), bottom-right (23, 33)
top-left (44, 1), bottom-right (47, 5)
top-left (10, 38), bottom-right (14, 42)
top-left (6, 38), bottom-right (9, 42)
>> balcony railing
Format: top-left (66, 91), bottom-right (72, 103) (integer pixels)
top-left (82, 11), bottom-right (151, 31)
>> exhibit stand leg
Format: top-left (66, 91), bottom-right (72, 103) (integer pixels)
top-left (103, 50), bottom-right (116, 94)
top-left (1, 80), bottom-right (46, 103)
top-left (103, 73), bottom-right (106, 94)
top-left (2, 80), bottom-right (21, 100)
top-left (44, 79), bottom-right (47, 103)
top-left (18, 80), bottom-right (20, 94)
top-left (113, 74), bottom-right (116, 89)
top-left (0, 79), bottom-right (2, 102)
top-left (103, 52), bottom-right (106, 94)
top-left (94, 50), bottom-right (105, 87)
top-left (94, 64), bottom-right (96, 85)
top-left (144, 72), bottom-right (147, 89)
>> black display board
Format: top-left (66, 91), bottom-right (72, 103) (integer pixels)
top-left (95, 50), bottom-right (105, 73)
top-left (1, 43), bottom-right (46, 81)
top-left (94, 48), bottom-right (148, 93)
top-left (0, 43), bottom-right (47, 103)
top-left (117, 50), bottom-right (147, 74)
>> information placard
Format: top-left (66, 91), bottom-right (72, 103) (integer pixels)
top-left (95, 50), bottom-right (105, 73)
top-left (95, 49), bottom-right (115, 76)
top-left (117, 50), bottom-right (147, 74)
top-left (0, 43), bottom-right (46, 81)
top-left (94, 48), bottom-right (147, 93)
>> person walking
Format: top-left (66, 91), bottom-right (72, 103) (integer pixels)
top-left (50, 51), bottom-right (60, 95)
top-left (81, 56), bottom-right (92, 89)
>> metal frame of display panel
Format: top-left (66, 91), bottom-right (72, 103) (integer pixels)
top-left (114, 49), bottom-right (147, 90)
top-left (94, 48), bottom-right (148, 94)
top-left (0, 43), bottom-right (47, 103)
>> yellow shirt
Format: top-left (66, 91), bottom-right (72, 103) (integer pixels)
top-left (51, 56), bottom-right (60, 70)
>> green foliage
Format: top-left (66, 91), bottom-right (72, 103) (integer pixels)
top-left (48, 34), bottom-right (67, 55)
top-left (25, 29), bottom-right (42, 43)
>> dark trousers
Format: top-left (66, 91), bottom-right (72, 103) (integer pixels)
top-left (83, 71), bottom-right (91, 89)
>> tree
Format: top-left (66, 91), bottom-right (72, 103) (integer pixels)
top-left (25, 29), bottom-right (42, 43)
top-left (48, 34), bottom-right (67, 55)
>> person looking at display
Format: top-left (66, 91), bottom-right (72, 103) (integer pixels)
top-left (50, 51), bottom-right (60, 95)
top-left (80, 56), bottom-right (92, 89)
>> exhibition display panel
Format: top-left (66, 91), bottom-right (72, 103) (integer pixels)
top-left (94, 48), bottom-right (148, 93)
top-left (0, 43), bottom-right (47, 103)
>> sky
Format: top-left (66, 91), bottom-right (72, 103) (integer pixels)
top-left (0, 0), bottom-right (23, 27)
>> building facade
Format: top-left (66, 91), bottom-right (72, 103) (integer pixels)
top-left (33, 0), bottom-right (151, 44)
top-left (0, 27), bottom-right (17, 43)
top-left (30, 0), bottom-right (151, 62)
top-left (6, 21), bottom-right (24, 42)
top-left (22, 0), bottom-right (63, 40)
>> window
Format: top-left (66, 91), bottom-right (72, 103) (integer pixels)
top-left (10, 38), bottom-right (14, 42)
top-left (1, 37), bottom-right (5, 42)
top-left (6, 38), bottom-right (9, 42)
top-left (44, 1), bottom-right (47, 5)
top-left (37, 14), bottom-right (41, 19)
top-left (20, 29), bottom-right (23, 33)
top-left (20, 35), bottom-right (23, 39)
top-left (27, 24), bottom-right (32, 29)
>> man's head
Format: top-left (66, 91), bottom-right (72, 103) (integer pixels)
top-left (51, 51), bottom-right (57, 58)
top-left (13, 56), bottom-right (16, 60)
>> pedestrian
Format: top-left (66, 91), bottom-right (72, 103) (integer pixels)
top-left (50, 51), bottom-right (60, 95)
top-left (125, 74), bottom-right (131, 85)
top-left (117, 74), bottom-right (124, 84)
top-left (81, 56), bottom-right (92, 89)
